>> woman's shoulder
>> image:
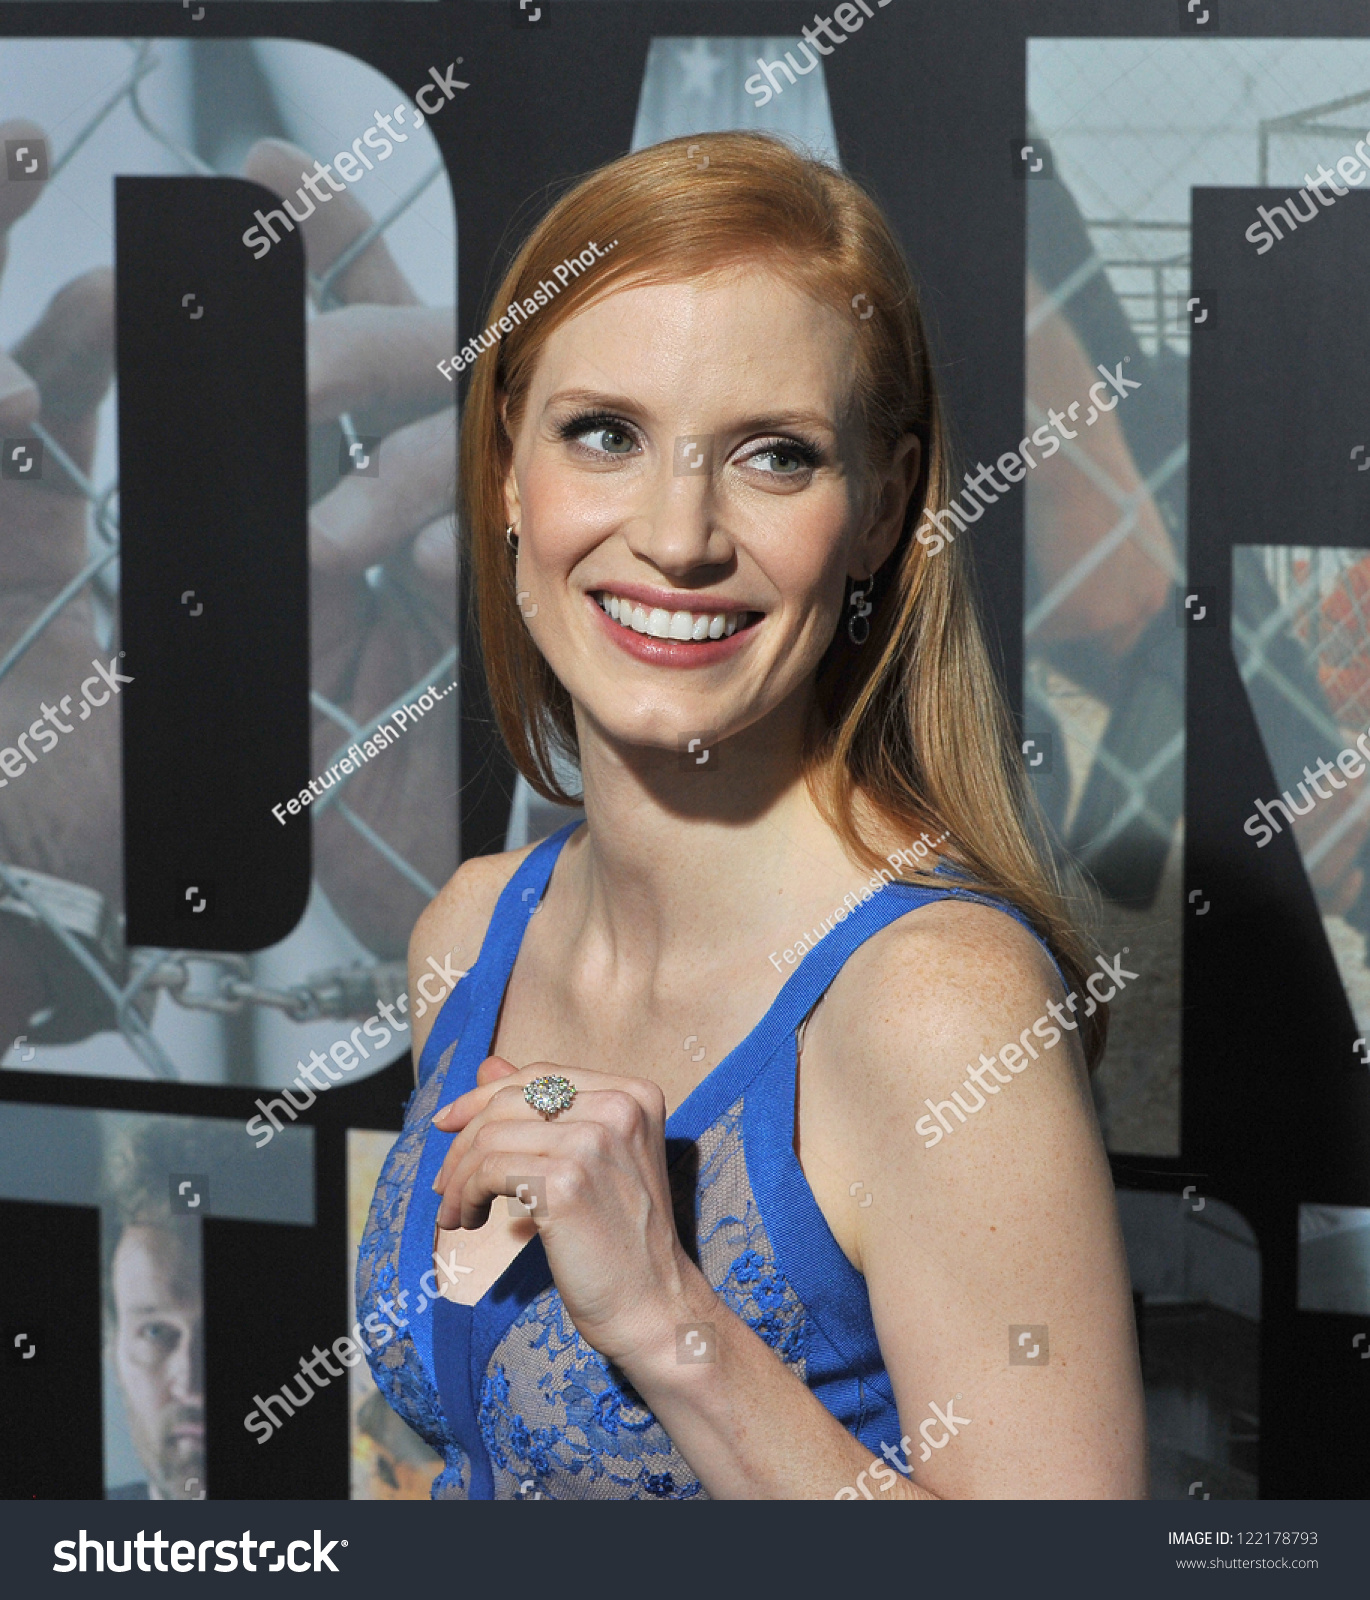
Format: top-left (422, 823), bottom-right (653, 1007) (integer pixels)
top-left (406, 842), bottom-right (541, 1062)
top-left (810, 889), bottom-right (1079, 1115)
top-left (854, 887), bottom-right (1065, 1011)
top-left (409, 842), bottom-right (544, 980)
top-left (803, 890), bottom-right (1095, 1247)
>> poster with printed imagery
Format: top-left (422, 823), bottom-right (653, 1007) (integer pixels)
top-left (2, 1), bottom-right (1369, 1575)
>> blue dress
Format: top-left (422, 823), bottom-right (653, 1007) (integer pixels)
top-left (357, 821), bottom-right (1060, 1499)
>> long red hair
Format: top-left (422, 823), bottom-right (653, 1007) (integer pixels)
top-left (458, 132), bottom-right (1105, 1068)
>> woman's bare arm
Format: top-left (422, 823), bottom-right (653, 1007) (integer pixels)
top-left (805, 900), bottom-right (1147, 1497)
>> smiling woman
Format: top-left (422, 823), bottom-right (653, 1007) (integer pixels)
top-left (356, 131), bottom-right (1146, 1501)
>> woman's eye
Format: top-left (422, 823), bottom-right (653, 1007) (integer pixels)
top-left (748, 445), bottom-right (813, 475)
top-left (579, 426), bottom-right (635, 456)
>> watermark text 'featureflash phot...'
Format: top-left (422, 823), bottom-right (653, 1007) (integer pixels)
top-left (437, 240), bottom-right (618, 380)
top-left (271, 674), bottom-right (455, 825)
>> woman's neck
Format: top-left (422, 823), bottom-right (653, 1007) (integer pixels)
top-left (557, 703), bottom-right (865, 988)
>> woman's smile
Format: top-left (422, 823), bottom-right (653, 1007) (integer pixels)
top-left (587, 583), bottom-right (763, 666)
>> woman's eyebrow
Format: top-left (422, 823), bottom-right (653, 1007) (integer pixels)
top-left (543, 391), bottom-right (838, 436)
top-left (741, 410), bottom-right (839, 436)
top-left (544, 388), bottom-right (650, 417)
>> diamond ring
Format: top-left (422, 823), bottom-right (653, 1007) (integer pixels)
top-left (523, 1074), bottom-right (578, 1119)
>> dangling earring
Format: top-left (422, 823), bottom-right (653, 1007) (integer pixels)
top-left (505, 524), bottom-right (518, 553)
top-left (847, 577), bottom-right (874, 645)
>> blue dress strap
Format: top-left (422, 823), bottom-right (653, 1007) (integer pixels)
top-left (415, 820), bottom-right (580, 1086)
top-left (735, 878), bottom-right (1064, 1073)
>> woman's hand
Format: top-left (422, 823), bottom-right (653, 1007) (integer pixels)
top-left (430, 1056), bottom-right (715, 1367)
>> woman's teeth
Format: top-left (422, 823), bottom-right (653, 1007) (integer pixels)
top-left (595, 593), bottom-right (746, 641)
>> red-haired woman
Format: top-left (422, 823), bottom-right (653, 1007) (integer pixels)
top-left (357, 131), bottom-right (1146, 1500)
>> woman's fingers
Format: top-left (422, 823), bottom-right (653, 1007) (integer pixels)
top-left (475, 1054), bottom-right (522, 1089)
top-left (449, 1154), bottom-right (580, 1234)
top-left (431, 1081), bottom-right (658, 1206)
top-left (433, 1060), bottom-right (590, 1133)
top-left (431, 1079), bottom-right (567, 1190)
top-left (241, 138), bottom-right (419, 307)
top-left (436, 1116), bottom-right (618, 1233)
top-left (432, 1123), bottom-right (574, 1231)
top-left (434, 1061), bottom-right (664, 1133)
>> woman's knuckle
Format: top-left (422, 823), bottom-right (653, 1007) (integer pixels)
top-left (548, 1162), bottom-right (589, 1205)
top-left (576, 1121), bottom-right (612, 1158)
top-left (602, 1090), bottom-right (638, 1129)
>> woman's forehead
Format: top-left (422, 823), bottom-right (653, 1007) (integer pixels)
top-left (531, 273), bottom-right (859, 402)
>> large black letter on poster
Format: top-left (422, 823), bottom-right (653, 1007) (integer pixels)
top-left (117, 177), bottom-right (310, 952)
top-left (1187, 185), bottom-right (1370, 1495)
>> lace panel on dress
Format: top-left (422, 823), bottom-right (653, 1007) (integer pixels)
top-left (356, 1039), bottom-right (470, 1497)
top-left (478, 1093), bottom-right (809, 1499)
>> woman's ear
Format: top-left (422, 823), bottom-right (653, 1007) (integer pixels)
top-left (852, 431), bottom-right (923, 578)
top-left (499, 395), bottom-right (522, 531)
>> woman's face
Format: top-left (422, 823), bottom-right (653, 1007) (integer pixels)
top-left (502, 266), bottom-right (912, 758)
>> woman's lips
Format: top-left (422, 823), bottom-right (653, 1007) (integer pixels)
top-left (587, 591), bottom-right (760, 666)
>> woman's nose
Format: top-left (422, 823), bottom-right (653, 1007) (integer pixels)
top-left (621, 445), bottom-right (733, 577)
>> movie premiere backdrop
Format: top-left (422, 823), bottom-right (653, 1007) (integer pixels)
top-left (1, 0), bottom-right (1368, 1501)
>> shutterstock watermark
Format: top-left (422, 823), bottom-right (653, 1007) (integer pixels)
top-left (747, 1), bottom-right (895, 107)
top-left (833, 1397), bottom-right (971, 1497)
top-left (242, 64), bottom-right (468, 259)
top-left (914, 364), bottom-right (1142, 557)
top-left (244, 1246), bottom-right (471, 1444)
top-left (1243, 720), bottom-right (1370, 847)
top-left (437, 239), bottom-right (618, 380)
top-left (271, 673), bottom-right (456, 825)
top-left (0, 655), bottom-right (132, 790)
top-left (246, 945), bottom-right (466, 1147)
top-left (1246, 133), bottom-right (1370, 254)
top-left (54, 1529), bottom-right (345, 1574)
top-left (916, 951), bottom-right (1139, 1148)
top-left (245, 996), bottom-right (410, 1149)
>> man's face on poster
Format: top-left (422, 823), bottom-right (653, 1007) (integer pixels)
top-left (110, 1223), bottom-right (204, 1499)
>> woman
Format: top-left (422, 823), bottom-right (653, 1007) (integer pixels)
top-left (357, 131), bottom-right (1146, 1500)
